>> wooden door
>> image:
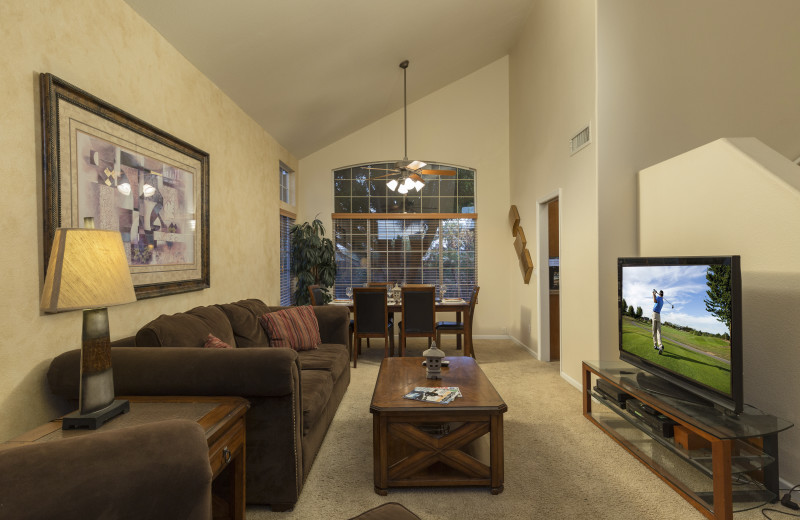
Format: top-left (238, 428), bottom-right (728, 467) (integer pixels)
top-left (548, 199), bottom-right (560, 361)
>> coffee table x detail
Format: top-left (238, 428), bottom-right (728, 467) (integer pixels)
top-left (370, 356), bottom-right (507, 495)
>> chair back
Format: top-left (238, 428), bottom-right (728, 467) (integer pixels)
top-left (353, 287), bottom-right (388, 334)
top-left (308, 285), bottom-right (326, 306)
top-left (466, 286), bottom-right (480, 327)
top-left (401, 286), bottom-right (436, 334)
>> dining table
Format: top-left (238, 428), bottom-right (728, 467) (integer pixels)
top-left (330, 297), bottom-right (474, 356)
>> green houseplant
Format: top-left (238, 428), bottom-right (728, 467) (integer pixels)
top-left (290, 218), bottom-right (336, 305)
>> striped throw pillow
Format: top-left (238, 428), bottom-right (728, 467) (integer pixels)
top-left (204, 333), bottom-right (233, 349)
top-left (258, 306), bottom-right (321, 351)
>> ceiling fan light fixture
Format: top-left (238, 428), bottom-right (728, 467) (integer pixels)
top-left (414, 179), bottom-right (425, 191)
top-left (407, 160), bottom-right (427, 171)
top-left (386, 179), bottom-right (399, 191)
top-left (402, 177), bottom-right (415, 191)
top-left (397, 184), bottom-right (409, 195)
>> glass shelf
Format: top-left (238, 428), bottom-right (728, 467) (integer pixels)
top-left (584, 360), bottom-right (793, 440)
top-left (589, 391), bottom-right (776, 513)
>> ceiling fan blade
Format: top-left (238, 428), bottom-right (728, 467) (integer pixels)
top-left (417, 169), bottom-right (456, 176)
top-left (373, 173), bottom-right (399, 180)
top-left (365, 167), bottom-right (399, 172)
top-left (409, 173), bottom-right (423, 182)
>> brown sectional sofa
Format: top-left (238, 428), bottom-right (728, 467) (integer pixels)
top-left (47, 299), bottom-right (351, 511)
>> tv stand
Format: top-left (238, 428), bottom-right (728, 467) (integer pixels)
top-left (583, 361), bottom-right (793, 520)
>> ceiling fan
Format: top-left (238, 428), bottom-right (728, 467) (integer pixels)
top-left (370, 60), bottom-right (456, 194)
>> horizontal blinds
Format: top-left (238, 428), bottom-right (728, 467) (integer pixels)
top-left (280, 214), bottom-right (295, 306)
top-left (332, 216), bottom-right (477, 299)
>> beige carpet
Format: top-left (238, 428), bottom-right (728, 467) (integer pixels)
top-left (247, 339), bottom-right (782, 519)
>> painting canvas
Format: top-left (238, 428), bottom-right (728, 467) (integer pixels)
top-left (77, 131), bottom-right (196, 267)
top-left (41, 73), bottom-right (209, 298)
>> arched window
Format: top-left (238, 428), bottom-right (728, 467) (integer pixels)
top-left (332, 161), bottom-right (477, 299)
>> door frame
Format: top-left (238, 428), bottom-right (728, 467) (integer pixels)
top-left (536, 190), bottom-right (561, 363)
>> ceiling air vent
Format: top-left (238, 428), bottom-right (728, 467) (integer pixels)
top-left (569, 124), bottom-right (591, 156)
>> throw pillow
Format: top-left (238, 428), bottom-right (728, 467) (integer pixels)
top-left (258, 306), bottom-right (321, 351)
top-left (203, 333), bottom-right (233, 349)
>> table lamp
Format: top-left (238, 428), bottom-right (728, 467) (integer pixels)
top-left (40, 218), bottom-right (136, 429)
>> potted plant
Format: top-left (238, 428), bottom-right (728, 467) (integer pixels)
top-left (290, 218), bottom-right (336, 305)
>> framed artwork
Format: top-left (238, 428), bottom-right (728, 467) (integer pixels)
top-left (40, 73), bottom-right (210, 299)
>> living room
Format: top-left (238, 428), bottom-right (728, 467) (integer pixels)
top-left (2, 0), bottom-right (800, 519)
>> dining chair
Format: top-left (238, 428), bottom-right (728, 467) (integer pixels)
top-left (309, 284), bottom-right (355, 357)
top-left (352, 287), bottom-right (394, 368)
top-left (436, 285), bottom-right (480, 359)
top-left (398, 285), bottom-right (436, 357)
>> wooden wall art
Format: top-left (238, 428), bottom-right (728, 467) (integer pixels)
top-left (509, 205), bottom-right (533, 284)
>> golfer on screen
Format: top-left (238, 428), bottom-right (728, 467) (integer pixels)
top-left (652, 290), bottom-right (665, 354)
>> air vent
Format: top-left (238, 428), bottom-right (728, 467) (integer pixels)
top-left (569, 124), bottom-right (591, 156)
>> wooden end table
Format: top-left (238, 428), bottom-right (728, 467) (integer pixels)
top-left (3, 396), bottom-right (249, 520)
top-left (370, 357), bottom-right (507, 495)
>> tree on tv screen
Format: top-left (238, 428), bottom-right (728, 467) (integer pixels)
top-left (704, 264), bottom-right (732, 331)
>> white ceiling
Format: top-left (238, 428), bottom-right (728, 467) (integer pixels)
top-left (123, 0), bottom-right (535, 158)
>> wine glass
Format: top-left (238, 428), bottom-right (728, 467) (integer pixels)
top-left (440, 284), bottom-right (448, 301)
top-left (345, 287), bottom-right (353, 300)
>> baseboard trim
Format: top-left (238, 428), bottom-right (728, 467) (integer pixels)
top-left (561, 371), bottom-right (581, 391)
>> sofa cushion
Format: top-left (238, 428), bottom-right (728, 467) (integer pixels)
top-left (135, 305), bottom-right (236, 348)
top-left (203, 333), bottom-right (233, 349)
top-left (297, 344), bottom-right (349, 382)
top-left (259, 306), bottom-right (321, 351)
top-left (217, 299), bottom-right (270, 348)
top-left (300, 369), bottom-right (334, 435)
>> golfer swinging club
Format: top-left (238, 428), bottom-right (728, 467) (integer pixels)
top-left (652, 289), bottom-right (665, 354)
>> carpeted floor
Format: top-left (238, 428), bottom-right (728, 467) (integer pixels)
top-left (246, 338), bottom-right (785, 519)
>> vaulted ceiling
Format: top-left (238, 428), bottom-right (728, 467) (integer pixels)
top-left (124, 0), bottom-right (535, 158)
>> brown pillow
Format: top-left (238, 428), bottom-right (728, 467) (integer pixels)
top-left (203, 333), bottom-right (233, 349)
top-left (258, 306), bottom-right (321, 351)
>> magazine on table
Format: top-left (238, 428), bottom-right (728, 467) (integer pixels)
top-left (403, 387), bottom-right (461, 404)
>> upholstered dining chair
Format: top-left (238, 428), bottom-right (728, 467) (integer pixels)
top-left (436, 285), bottom-right (480, 358)
top-left (309, 284), bottom-right (355, 357)
top-left (398, 285), bottom-right (436, 357)
top-left (352, 286), bottom-right (394, 368)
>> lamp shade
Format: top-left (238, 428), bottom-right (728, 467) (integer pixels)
top-left (41, 228), bottom-right (136, 313)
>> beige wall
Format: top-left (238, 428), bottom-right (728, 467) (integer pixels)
top-left (639, 137), bottom-right (800, 484)
top-left (0, 0), bottom-right (296, 440)
top-left (508, 0), bottom-right (598, 383)
top-left (596, 0), bottom-right (800, 362)
top-left (298, 58), bottom-right (512, 337)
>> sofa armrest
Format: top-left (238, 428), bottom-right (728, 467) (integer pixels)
top-left (313, 305), bottom-right (350, 345)
top-left (48, 347), bottom-right (300, 400)
top-left (0, 419), bottom-right (212, 520)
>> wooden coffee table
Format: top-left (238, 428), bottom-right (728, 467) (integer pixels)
top-left (3, 396), bottom-right (248, 520)
top-left (370, 356), bottom-right (507, 495)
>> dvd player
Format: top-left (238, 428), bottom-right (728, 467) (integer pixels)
top-left (626, 398), bottom-right (677, 438)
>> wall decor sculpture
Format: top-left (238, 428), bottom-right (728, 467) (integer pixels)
top-left (509, 205), bottom-right (533, 284)
top-left (40, 73), bottom-right (210, 299)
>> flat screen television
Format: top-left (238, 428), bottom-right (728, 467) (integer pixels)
top-left (617, 256), bottom-right (743, 414)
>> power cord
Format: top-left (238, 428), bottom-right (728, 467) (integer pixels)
top-left (782, 485), bottom-right (800, 510)
top-left (762, 484), bottom-right (800, 519)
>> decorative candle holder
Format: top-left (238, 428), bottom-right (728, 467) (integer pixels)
top-left (423, 342), bottom-right (446, 380)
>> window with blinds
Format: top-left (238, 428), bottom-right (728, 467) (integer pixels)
top-left (279, 213), bottom-right (295, 305)
top-left (332, 161), bottom-right (477, 299)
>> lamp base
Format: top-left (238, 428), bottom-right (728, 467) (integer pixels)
top-left (62, 399), bottom-right (130, 430)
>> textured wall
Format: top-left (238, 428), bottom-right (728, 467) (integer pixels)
top-left (508, 0), bottom-right (598, 383)
top-left (0, 0), bottom-right (296, 440)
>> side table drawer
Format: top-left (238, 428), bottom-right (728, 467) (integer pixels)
top-left (208, 417), bottom-right (245, 478)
